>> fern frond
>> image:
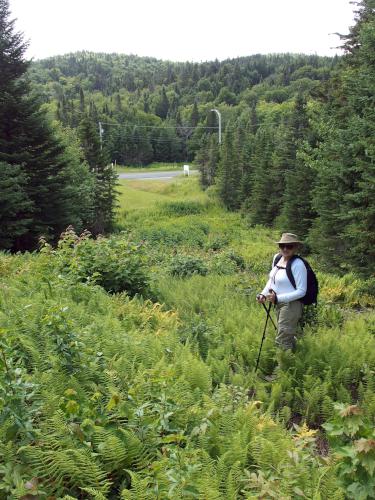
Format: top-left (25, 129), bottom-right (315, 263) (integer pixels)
top-left (249, 418), bottom-right (290, 470)
top-left (81, 486), bottom-right (108, 499)
top-left (19, 446), bottom-right (111, 494)
top-left (92, 427), bottom-right (146, 470)
top-left (225, 461), bottom-right (244, 499)
top-left (121, 471), bottom-right (151, 500)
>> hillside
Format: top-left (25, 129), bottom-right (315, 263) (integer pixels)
top-left (29, 51), bottom-right (337, 165)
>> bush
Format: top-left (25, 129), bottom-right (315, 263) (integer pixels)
top-left (138, 220), bottom-right (209, 248)
top-left (210, 254), bottom-right (238, 275)
top-left (210, 251), bottom-right (246, 275)
top-left (50, 227), bottom-right (150, 296)
top-left (323, 403), bottom-right (375, 499)
top-left (226, 250), bottom-right (246, 270)
top-left (160, 200), bottom-right (206, 216)
top-left (169, 255), bottom-right (208, 278)
top-left (205, 236), bottom-right (229, 252)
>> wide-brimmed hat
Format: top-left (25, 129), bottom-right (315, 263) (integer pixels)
top-left (276, 233), bottom-right (303, 245)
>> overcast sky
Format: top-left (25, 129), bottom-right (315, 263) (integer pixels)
top-left (10, 0), bottom-right (356, 62)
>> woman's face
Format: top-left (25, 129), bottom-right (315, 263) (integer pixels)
top-left (278, 243), bottom-right (298, 259)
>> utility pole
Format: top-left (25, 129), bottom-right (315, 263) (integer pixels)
top-left (210, 109), bottom-right (222, 145)
top-left (98, 121), bottom-right (104, 150)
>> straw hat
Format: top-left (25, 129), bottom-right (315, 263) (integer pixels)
top-left (276, 233), bottom-right (302, 244)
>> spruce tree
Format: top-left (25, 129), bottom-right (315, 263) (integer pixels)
top-left (0, 0), bottom-right (88, 249)
top-left (57, 127), bottom-right (95, 233)
top-left (79, 87), bottom-right (85, 113)
top-left (246, 126), bottom-right (275, 225)
top-left (217, 125), bottom-right (242, 210)
top-left (0, 0), bottom-right (28, 89)
top-left (78, 115), bottom-right (117, 234)
top-left (190, 101), bottom-right (199, 127)
top-left (196, 134), bottom-right (210, 188)
top-left (0, 162), bottom-right (32, 248)
top-left (277, 95), bottom-right (316, 238)
top-left (155, 86), bottom-right (169, 119)
top-left (206, 134), bottom-right (220, 187)
top-left (240, 133), bottom-right (255, 206)
top-left (308, 0), bottom-right (375, 274)
top-left (267, 123), bottom-right (295, 226)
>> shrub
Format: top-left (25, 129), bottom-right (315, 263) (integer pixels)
top-left (137, 220), bottom-right (209, 248)
top-left (169, 255), bottom-right (208, 278)
top-left (51, 227), bottom-right (150, 296)
top-left (323, 403), bottom-right (375, 499)
top-left (159, 200), bottom-right (206, 216)
top-left (210, 253), bottom-right (238, 275)
top-left (210, 251), bottom-right (246, 275)
top-left (226, 250), bottom-right (246, 270)
top-left (205, 236), bottom-right (229, 251)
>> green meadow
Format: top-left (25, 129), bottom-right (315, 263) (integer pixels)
top-left (116, 162), bottom-right (187, 174)
top-left (0, 173), bottom-right (374, 499)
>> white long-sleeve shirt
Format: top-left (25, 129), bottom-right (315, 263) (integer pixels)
top-left (261, 253), bottom-right (307, 304)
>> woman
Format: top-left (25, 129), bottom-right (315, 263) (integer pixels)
top-left (257, 233), bottom-right (307, 376)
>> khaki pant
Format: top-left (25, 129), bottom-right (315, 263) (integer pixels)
top-left (275, 300), bottom-right (303, 350)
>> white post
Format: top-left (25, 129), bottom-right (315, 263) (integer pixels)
top-left (210, 108), bottom-right (222, 145)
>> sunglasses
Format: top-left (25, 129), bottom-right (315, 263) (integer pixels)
top-left (279, 243), bottom-right (295, 250)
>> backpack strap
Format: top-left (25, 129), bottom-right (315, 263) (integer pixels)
top-left (273, 253), bottom-right (282, 267)
top-left (285, 256), bottom-right (298, 289)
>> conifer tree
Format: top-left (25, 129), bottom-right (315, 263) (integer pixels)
top-left (78, 115), bottom-right (117, 234)
top-left (266, 123), bottom-right (295, 223)
top-left (155, 86), bottom-right (169, 119)
top-left (196, 134), bottom-right (210, 188)
top-left (240, 133), bottom-right (255, 205)
top-left (190, 101), bottom-right (199, 127)
top-left (0, 162), bottom-right (32, 248)
top-left (246, 127), bottom-right (275, 225)
top-left (0, 0), bottom-right (91, 249)
top-left (308, 0), bottom-right (375, 274)
top-left (79, 87), bottom-right (85, 113)
top-left (277, 95), bottom-right (316, 238)
top-left (206, 134), bottom-right (220, 187)
top-left (57, 127), bottom-right (96, 233)
top-left (217, 125), bottom-right (242, 209)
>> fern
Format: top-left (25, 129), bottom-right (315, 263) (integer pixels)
top-left (321, 395), bottom-right (335, 421)
top-left (81, 486), bottom-right (108, 499)
top-left (224, 461), bottom-right (244, 499)
top-left (19, 446), bottom-right (111, 494)
top-left (120, 471), bottom-right (151, 499)
top-left (93, 427), bottom-right (146, 471)
top-left (249, 417), bottom-right (290, 470)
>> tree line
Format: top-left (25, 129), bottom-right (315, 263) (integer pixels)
top-left (29, 48), bottom-right (336, 167)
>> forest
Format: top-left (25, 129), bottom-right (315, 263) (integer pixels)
top-left (0, 0), bottom-right (374, 497)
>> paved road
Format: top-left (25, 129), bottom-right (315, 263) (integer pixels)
top-left (118, 170), bottom-right (198, 180)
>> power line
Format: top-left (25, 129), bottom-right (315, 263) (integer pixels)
top-left (102, 129), bottom-right (186, 143)
top-left (100, 122), bottom-right (219, 130)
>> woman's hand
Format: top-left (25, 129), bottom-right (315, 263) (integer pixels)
top-left (256, 294), bottom-right (266, 304)
top-left (266, 290), bottom-right (277, 304)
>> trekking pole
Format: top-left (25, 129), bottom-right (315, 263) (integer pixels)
top-left (261, 302), bottom-right (277, 331)
top-left (255, 301), bottom-right (272, 373)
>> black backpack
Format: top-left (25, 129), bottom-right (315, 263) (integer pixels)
top-left (273, 254), bottom-right (319, 305)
